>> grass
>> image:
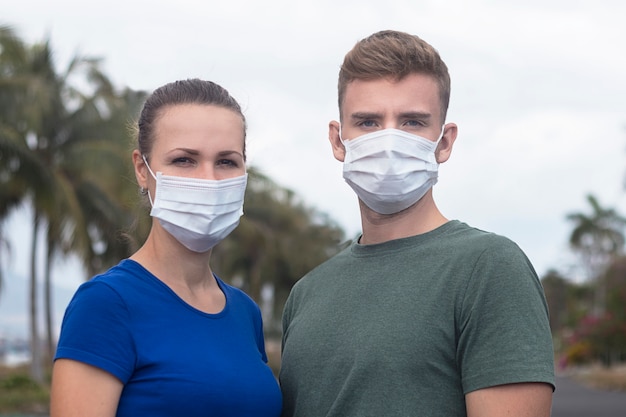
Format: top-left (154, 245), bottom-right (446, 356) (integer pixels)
top-left (0, 365), bottom-right (50, 416)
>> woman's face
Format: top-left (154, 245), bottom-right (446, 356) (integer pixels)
top-left (147, 103), bottom-right (246, 182)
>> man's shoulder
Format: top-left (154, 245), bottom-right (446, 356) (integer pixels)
top-left (290, 244), bottom-right (353, 292)
top-left (446, 220), bottom-right (520, 249)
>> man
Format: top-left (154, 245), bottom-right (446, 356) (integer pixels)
top-left (279, 30), bottom-right (555, 417)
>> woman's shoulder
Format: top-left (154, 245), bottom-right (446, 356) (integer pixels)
top-left (73, 259), bottom-right (154, 301)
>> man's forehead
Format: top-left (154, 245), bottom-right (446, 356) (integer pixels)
top-left (341, 75), bottom-right (440, 118)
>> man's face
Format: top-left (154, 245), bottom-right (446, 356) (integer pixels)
top-left (340, 73), bottom-right (444, 144)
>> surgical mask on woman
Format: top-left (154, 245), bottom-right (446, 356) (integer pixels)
top-left (143, 155), bottom-right (247, 252)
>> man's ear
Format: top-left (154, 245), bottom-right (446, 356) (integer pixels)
top-left (436, 123), bottom-right (458, 163)
top-left (329, 120), bottom-right (346, 162)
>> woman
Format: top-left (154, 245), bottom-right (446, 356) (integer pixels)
top-left (50, 79), bottom-right (282, 417)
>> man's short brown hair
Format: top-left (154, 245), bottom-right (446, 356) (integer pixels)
top-left (338, 30), bottom-right (451, 123)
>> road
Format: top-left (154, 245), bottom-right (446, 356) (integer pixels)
top-left (552, 375), bottom-right (626, 417)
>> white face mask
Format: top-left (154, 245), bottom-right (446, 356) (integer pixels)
top-left (143, 156), bottom-right (247, 252)
top-left (341, 127), bottom-right (444, 215)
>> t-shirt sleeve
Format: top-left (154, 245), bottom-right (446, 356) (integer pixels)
top-left (457, 238), bottom-right (555, 394)
top-left (55, 280), bottom-right (136, 384)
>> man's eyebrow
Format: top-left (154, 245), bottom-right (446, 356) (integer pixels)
top-left (350, 112), bottom-right (383, 120)
top-left (349, 111), bottom-right (433, 120)
top-left (398, 111), bottom-right (432, 119)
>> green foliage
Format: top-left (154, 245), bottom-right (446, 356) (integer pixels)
top-left (571, 313), bottom-right (626, 366)
top-left (0, 24), bottom-right (149, 277)
top-left (547, 255), bottom-right (626, 368)
top-left (567, 194), bottom-right (626, 258)
top-left (0, 368), bottom-right (49, 414)
top-left (566, 193), bottom-right (626, 293)
top-left (1, 373), bottom-right (39, 390)
top-left (554, 194), bottom-right (626, 367)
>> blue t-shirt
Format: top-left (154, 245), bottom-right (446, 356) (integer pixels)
top-left (55, 259), bottom-right (282, 416)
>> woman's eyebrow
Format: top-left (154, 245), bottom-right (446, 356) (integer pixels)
top-left (170, 147), bottom-right (199, 155)
top-left (217, 150), bottom-right (244, 158)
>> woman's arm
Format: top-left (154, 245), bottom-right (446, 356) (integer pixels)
top-left (50, 359), bottom-right (124, 417)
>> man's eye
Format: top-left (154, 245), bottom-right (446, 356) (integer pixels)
top-left (358, 120), bottom-right (377, 127)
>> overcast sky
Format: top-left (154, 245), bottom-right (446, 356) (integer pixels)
top-left (2, 0), bottom-right (626, 331)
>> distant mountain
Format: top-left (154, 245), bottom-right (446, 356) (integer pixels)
top-left (0, 269), bottom-right (78, 339)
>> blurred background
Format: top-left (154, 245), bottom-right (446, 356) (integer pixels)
top-left (1, 0), bottom-right (626, 413)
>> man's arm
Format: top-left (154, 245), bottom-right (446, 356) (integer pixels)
top-left (466, 382), bottom-right (553, 417)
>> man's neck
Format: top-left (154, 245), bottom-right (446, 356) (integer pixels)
top-left (358, 193), bottom-right (448, 245)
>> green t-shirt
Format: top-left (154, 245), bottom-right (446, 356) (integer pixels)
top-left (280, 220), bottom-right (554, 417)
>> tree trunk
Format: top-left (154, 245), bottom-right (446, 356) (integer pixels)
top-left (44, 238), bottom-right (55, 368)
top-left (29, 213), bottom-right (44, 384)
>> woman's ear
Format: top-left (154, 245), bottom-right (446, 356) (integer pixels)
top-left (329, 120), bottom-right (346, 162)
top-left (436, 123), bottom-right (458, 164)
top-left (132, 150), bottom-right (149, 189)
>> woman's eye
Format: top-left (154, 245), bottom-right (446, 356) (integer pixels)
top-left (172, 157), bottom-right (194, 165)
top-left (217, 159), bottom-right (238, 167)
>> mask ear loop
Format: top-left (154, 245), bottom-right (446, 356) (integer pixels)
top-left (142, 155), bottom-right (156, 206)
top-left (431, 125), bottom-right (448, 166)
top-left (142, 155), bottom-right (157, 179)
top-left (435, 124), bottom-right (446, 145)
top-left (338, 123), bottom-right (346, 146)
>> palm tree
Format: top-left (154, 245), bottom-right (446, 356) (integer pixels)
top-left (567, 194), bottom-right (626, 315)
top-left (38, 85), bottom-right (147, 359)
top-left (0, 24), bottom-right (58, 382)
top-left (0, 25), bottom-right (32, 297)
top-left (0, 25), bottom-right (146, 381)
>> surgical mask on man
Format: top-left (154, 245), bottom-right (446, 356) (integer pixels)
top-left (143, 155), bottom-right (247, 252)
top-left (340, 127), bottom-right (444, 215)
